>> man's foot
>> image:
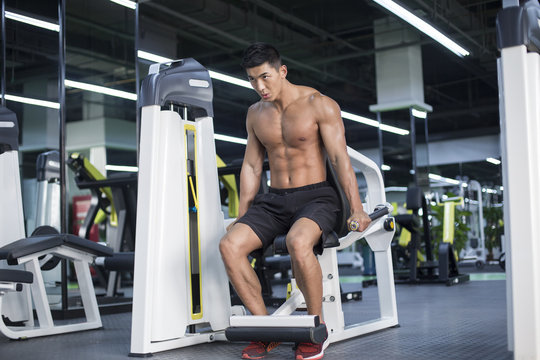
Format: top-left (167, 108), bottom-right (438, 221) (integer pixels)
top-left (294, 337), bottom-right (329, 360)
top-left (241, 341), bottom-right (281, 359)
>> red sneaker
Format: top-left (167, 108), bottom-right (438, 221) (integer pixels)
top-left (294, 337), bottom-right (329, 360)
top-left (241, 341), bottom-right (281, 359)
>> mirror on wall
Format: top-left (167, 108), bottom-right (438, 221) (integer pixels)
top-left (65, 0), bottom-right (137, 244)
top-left (3, 0), bottom-right (61, 234)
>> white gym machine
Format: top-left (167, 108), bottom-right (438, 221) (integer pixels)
top-left (0, 106), bottom-right (113, 339)
top-left (460, 180), bottom-right (487, 269)
top-left (129, 59), bottom-right (398, 356)
top-left (0, 106), bottom-right (31, 329)
top-left (226, 147), bottom-right (398, 345)
top-left (497, 1), bottom-right (540, 358)
top-left (130, 59), bottom-right (232, 356)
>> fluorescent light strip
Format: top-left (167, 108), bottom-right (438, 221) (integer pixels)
top-left (137, 50), bottom-right (172, 64)
top-left (372, 0), bottom-right (470, 57)
top-left (5, 94), bottom-right (60, 109)
top-left (109, 0), bottom-right (137, 10)
top-left (341, 111), bottom-right (409, 135)
top-left (429, 173), bottom-right (460, 185)
top-left (65, 79), bottom-right (137, 101)
top-left (379, 123), bottom-right (409, 136)
top-left (208, 70), bottom-right (252, 89)
top-left (5, 11), bottom-right (59, 32)
top-left (214, 133), bottom-right (248, 145)
top-left (105, 164), bottom-right (139, 172)
top-left (411, 108), bottom-right (427, 119)
top-left (138, 51), bottom-right (253, 89)
top-left (486, 157), bottom-right (501, 165)
top-left (137, 50), bottom-right (409, 135)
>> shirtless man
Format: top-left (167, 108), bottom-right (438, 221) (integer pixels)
top-left (219, 43), bottom-right (371, 360)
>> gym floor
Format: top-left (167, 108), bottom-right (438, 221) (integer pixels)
top-left (0, 265), bottom-right (511, 360)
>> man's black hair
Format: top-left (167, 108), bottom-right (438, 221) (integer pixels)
top-left (240, 42), bottom-right (282, 70)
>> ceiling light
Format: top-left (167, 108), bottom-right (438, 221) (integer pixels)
top-left (5, 11), bottom-right (59, 32)
top-left (341, 111), bottom-right (410, 136)
top-left (429, 173), bottom-right (460, 185)
top-left (65, 79), bottom-right (137, 101)
top-left (137, 50), bottom-right (172, 64)
top-left (372, 0), bottom-right (470, 57)
top-left (109, 0), bottom-right (137, 10)
top-left (486, 157), bottom-right (501, 165)
top-left (138, 50), bottom-right (253, 89)
top-left (5, 94), bottom-right (60, 109)
top-left (381, 164), bottom-right (391, 171)
top-left (379, 123), bottom-right (409, 136)
top-left (214, 133), bottom-right (247, 145)
top-left (105, 165), bottom-right (138, 172)
top-left (208, 70), bottom-right (252, 89)
top-left (411, 108), bottom-right (427, 119)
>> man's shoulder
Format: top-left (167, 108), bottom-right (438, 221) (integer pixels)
top-left (305, 91), bottom-right (338, 110)
top-left (247, 101), bottom-right (263, 112)
top-left (296, 85), bottom-right (321, 101)
top-left (246, 101), bottom-right (265, 118)
top-left (293, 86), bottom-right (335, 106)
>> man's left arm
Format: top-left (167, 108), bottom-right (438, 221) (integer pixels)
top-left (315, 94), bottom-right (371, 232)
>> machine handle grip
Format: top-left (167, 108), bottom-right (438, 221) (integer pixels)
top-left (369, 204), bottom-right (391, 221)
top-left (349, 203), bottom-right (392, 231)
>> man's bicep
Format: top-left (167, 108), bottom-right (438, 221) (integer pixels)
top-left (243, 130), bottom-right (265, 174)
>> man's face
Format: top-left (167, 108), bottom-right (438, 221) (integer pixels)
top-left (246, 62), bottom-right (287, 101)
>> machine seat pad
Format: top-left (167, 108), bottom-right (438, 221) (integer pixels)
top-left (0, 234), bottom-right (113, 265)
top-left (0, 269), bottom-right (33, 284)
top-left (226, 323), bottom-right (327, 344)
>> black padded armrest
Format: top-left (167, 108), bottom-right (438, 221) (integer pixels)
top-left (102, 252), bottom-right (134, 271)
top-left (0, 269), bottom-right (33, 284)
top-left (394, 214), bottom-right (420, 233)
top-left (0, 234), bottom-right (113, 265)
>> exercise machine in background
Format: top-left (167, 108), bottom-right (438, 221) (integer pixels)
top-left (392, 186), bottom-right (469, 285)
top-left (68, 153), bottom-right (137, 300)
top-left (0, 106), bottom-right (113, 339)
top-left (460, 180), bottom-right (487, 269)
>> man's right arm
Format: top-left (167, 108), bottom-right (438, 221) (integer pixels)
top-left (237, 107), bottom-right (265, 219)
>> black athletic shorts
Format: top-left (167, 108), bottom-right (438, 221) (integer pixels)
top-left (236, 181), bottom-right (340, 252)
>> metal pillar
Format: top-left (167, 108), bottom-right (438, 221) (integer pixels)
top-left (409, 107), bottom-right (417, 186)
top-left (58, 0), bottom-right (68, 312)
top-left (497, 2), bottom-right (540, 358)
top-left (1, 0), bottom-right (5, 107)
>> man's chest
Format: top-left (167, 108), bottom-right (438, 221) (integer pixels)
top-left (254, 111), bottom-right (319, 149)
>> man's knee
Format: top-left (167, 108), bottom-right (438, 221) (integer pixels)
top-left (286, 233), bottom-right (315, 262)
top-left (219, 226), bottom-right (261, 261)
top-left (219, 234), bottom-right (237, 261)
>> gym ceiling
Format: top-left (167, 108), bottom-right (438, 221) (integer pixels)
top-left (4, 0), bottom-right (502, 186)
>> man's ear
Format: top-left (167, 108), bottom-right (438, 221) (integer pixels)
top-left (280, 65), bottom-right (288, 78)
